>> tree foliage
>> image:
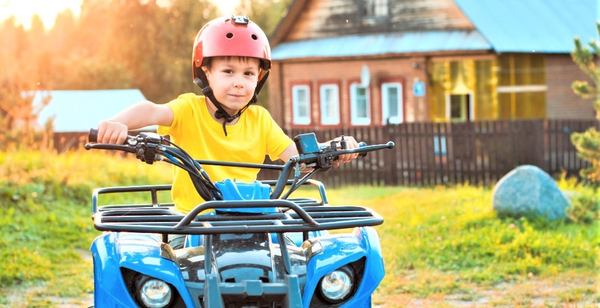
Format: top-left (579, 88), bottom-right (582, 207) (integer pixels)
top-left (571, 22), bottom-right (600, 182)
top-left (0, 0), bottom-right (289, 149)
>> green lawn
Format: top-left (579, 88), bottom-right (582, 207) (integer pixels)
top-left (319, 186), bottom-right (598, 305)
top-left (0, 151), bottom-right (597, 306)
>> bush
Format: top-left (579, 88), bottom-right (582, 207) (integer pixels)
top-left (567, 191), bottom-right (600, 224)
top-left (570, 23), bottom-right (600, 183)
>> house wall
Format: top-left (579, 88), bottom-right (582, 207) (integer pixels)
top-left (269, 57), bottom-right (429, 130)
top-left (545, 55), bottom-right (595, 119)
top-left (285, 0), bottom-right (473, 42)
top-left (268, 54), bottom-right (597, 127)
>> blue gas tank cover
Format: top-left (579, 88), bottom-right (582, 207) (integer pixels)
top-left (214, 179), bottom-right (275, 214)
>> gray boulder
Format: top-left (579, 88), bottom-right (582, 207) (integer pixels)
top-left (492, 165), bottom-right (570, 220)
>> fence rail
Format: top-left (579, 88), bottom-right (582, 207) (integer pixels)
top-left (258, 119), bottom-right (599, 187)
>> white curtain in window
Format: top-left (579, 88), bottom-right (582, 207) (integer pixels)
top-left (292, 85), bottom-right (311, 125)
top-left (320, 84), bottom-right (340, 125)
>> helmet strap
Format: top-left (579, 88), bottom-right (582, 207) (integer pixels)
top-left (193, 68), bottom-right (270, 136)
top-left (194, 74), bottom-right (243, 136)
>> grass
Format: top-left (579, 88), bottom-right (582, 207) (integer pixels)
top-left (0, 150), bottom-right (598, 306)
top-left (295, 183), bottom-right (599, 304)
top-left (0, 150), bottom-right (171, 305)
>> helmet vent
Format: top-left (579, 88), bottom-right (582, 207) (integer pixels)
top-left (251, 34), bottom-right (258, 40)
top-left (226, 32), bottom-right (234, 39)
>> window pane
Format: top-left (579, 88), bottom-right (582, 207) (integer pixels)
top-left (375, 0), bottom-right (388, 16)
top-left (324, 89), bottom-right (332, 117)
top-left (497, 92), bottom-right (546, 119)
top-left (298, 90), bottom-right (307, 117)
top-left (293, 86), bottom-right (310, 124)
top-left (387, 87), bottom-right (398, 117)
top-left (356, 87), bottom-right (367, 118)
top-left (320, 85), bottom-right (340, 125)
top-left (498, 93), bottom-right (512, 119)
top-left (449, 94), bottom-right (470, 121)
top-left (357, 97), bottom-right (367, 118)
top-left (351, 84), bottom-right (369, 125)
top-left (450, 96), bottom-right (463, 119)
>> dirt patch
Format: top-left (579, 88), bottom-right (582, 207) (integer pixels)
top-left (376, 273), bottom-right (598, 307)
top-left (4, 270), bottom-right (597, 307)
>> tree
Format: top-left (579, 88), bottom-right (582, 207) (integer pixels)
top-left (237, 0), bottom-right (293, 35)
top-left (571, 22), bottom-right (600, 182)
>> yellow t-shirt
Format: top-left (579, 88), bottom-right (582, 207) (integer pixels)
top-left (158, 93), bottom-right (293, 213)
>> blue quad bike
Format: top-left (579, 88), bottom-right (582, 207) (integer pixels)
top-left (85, 129), bottom-right (394, 307)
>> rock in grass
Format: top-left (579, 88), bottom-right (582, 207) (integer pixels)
top-left (493, 165), bottom-right (570, 220)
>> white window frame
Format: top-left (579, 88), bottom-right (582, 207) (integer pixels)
top-left (350, 83), bottom-right (371, 125)
top-left (292, 85), bottom-right (311, 125)
top-left (366, 0), bottom-right (389, 17)
top-left (381, 82), bottom-right (403, 124)
top-left (445, 92), bottom-right (474, 122)
top-left (319, 84), bottom-right (340, 125)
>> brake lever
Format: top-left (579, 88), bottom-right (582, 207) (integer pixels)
top-left (84, 143), bottom-right (137, 153)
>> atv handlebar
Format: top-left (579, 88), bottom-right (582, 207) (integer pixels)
top-left (85, 128), bottom-right (395, 200)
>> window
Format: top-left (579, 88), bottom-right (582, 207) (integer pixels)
top-left (365, 0), bottom-right (388, 17)
top-left (292, 85), bottom-right (310, 125)
top-left (446, 93), bottom-right (472, 122)
top-left (319, 84), bottom-right (340, 125)
top-left (350, 83), bottom-right (370, 125)
top-left (381, 82), bottom-right (403, 124)
top-left (497, 54), bottom-right (546, 119)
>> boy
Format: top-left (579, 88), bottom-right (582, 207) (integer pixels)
top-left (96, 16), bottom-right (358, 213)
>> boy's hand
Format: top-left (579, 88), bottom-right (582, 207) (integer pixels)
top-left (97, 120), bottom-right (128, 144)
top-left (332, 135), bottom-right (359, 168)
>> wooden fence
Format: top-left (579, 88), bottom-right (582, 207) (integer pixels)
top-left (258, 119), bottom-right (599, 187)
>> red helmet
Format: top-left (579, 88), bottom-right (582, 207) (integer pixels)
top-left (192, 16), bottom-right (271, 81)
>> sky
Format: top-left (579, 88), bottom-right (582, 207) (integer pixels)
top-left (0, 0), bottom-right (238, 29)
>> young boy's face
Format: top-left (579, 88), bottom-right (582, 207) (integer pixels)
top-left (203, 56), bottom-right (260, 114)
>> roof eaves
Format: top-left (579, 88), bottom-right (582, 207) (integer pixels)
top-left (273, 49), bottom-right (495, 63)
top-left (269, 0), bottom-right (307, 47)
top-left (272, 31), bottom-right (493, 61)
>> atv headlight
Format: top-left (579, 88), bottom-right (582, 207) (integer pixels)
top-left (138, 278), bottom-right (172, 308)
top-left (319, 266), bottom-right (355, 303)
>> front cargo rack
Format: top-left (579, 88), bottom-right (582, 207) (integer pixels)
top-left (92, 184), bottom-right (383, 235)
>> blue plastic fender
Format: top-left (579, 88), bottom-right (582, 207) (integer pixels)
top-left (92, 232), bottom-right (196, 307)
top-left (92, 233), bottom-right (137, 307)
top-left (343, 227), bottom-right (385, 307)
top-left (302, 227), bottom-right (384, 307)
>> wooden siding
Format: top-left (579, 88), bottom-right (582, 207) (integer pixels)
top-left (545, 55), bottom-right (596, 119)
top-left (284, 0), bottom-right (474, 42)
top-left (269, 56), bottom-right (430, 130)
top-left (267, 53), bottom-right (591, 126)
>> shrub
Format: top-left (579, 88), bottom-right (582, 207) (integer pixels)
top-left (567, 190), bottom-right (600, 224)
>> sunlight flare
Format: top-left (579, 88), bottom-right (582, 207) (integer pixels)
top-left (0, 0), bottom-right (82, 29)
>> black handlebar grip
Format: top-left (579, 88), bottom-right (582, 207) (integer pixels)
top-left (89, 128), bottom-right (98, 143)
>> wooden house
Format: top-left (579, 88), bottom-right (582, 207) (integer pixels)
top-left (267, 0), bottom-right (597, 130)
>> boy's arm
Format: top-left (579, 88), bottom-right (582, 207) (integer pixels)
top-left (277, 143), bottom-right (299, 162)
top-left (97, 100), bottom-right (173, 144)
